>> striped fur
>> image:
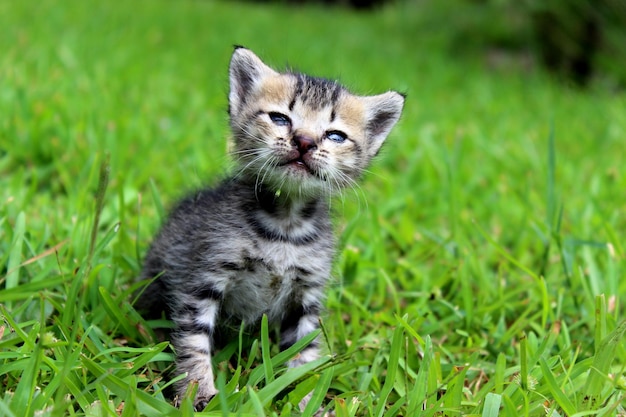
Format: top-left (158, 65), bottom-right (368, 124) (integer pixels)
top-left (137, 47), bottom-right (404, 410)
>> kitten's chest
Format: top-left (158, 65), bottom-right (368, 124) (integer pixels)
top-left (221, 240), bottom-right (331, 324)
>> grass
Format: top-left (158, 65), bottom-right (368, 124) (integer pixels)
top-left (1, 0), bottom-right (625, 416)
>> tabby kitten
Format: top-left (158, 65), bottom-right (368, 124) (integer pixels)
top-left (137, 47), bottom-right (404, 410)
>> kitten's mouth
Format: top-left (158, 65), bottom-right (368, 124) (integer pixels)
top-left (282, 157), bottom-right (313, 174)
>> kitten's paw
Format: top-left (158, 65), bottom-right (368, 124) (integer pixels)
top-left (191, 384), bottom-right (218, 411)
top-left (173, 383), bottom-right (218, 411)
top-left (193, 395), bottom-right (215, 412)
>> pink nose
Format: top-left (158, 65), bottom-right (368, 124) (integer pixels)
top-left (293, 134), bottom-right (317, 155)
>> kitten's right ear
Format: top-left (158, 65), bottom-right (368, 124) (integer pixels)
top-left (229, 47), bottom-right (277, 115)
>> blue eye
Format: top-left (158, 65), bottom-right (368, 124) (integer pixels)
top-left (326, 130), bottom-right (347, 143)
top-left (269, 112), bottom-right (291, 127)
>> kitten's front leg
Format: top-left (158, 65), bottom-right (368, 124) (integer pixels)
top-left (280, 303), bottom-right (322, 367)
top-left (280, 300), bottom-right (329, 415)
top-left (172, 297), bottom-right (221, 410)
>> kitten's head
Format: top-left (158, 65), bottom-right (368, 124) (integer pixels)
top-left (228, 47), bottom-right (404, 198)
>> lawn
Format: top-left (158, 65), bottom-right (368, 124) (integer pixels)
top-left (1, 0), bottom-right (625, 416)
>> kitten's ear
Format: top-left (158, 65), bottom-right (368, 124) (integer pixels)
top-left (229, 47), bottom-right (277, 114)
top-left (362, 91), bottom-right (405, 157)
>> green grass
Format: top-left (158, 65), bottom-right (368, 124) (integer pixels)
top-left (1, 0), bottom-right (626, 416)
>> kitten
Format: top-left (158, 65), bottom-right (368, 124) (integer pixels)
top-left (137, 46), bottom-right (404, 410)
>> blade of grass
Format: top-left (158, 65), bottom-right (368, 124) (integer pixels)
top-left (0, 400), bottom-right (17, 417)
top-left (121, 378), bottom-right (138, 417)
top-left (594, 294), bottom-right (606, 353)
top-left (495, 353), bottom-right (506, 394)
top-left (116, 342), bottom-right (170, 378)
top-left (247, 329), bottom-right (320, 387)
top-left (373, 324), bottom-right (403, 417)
top-left (474, 221), bottom-right (551, 327)
top-left (11, 322), bottom-right (41, 417)
top-left (580, 319), bottom-right (626, 411)
top-left (0, 305), bottom-right (34, 349)
top-left (241, 356), bottom-right (331, 412)
top-left (52, 324), bottom-right (98, 410)
top-left (473, 220), bottom-right (539, 281)
top-left (82, 354), bottom-right (178, 415)
top-left (91, 223), bottom-right (120, 264)
top-left (288, 374), bottom-right (319, 410)
top-left (213, 369), bottom-right (232, 415)
top-left (395, 313), bottom-right (425, 346)
top-left (301, 367), bottom-right (334, 417)
top-left (98, 286), bottom-right (140, 341)
top-left (519, 332), bottom-right (528, 391)
top-left (261, 314), bottom-right (274, 384)
top-left (539, 357), bottom-right (576, 415)
top-left (0, 274), bottom-right (66, 302)
top-left (5, 211), bottom-right (25, 311)
top-left (245, 339), bottom-right (260, 373)
top-left (482, 392), bottom-right (502, 417)
top-left (62, 155), bottom-right (110, 328)
top-left (444, 359), bottom-right (472, 415)
top-left (87, 153), bottom-right (110, 270)
top-left (149, 178), bottom-right (165, 223)
top-left (407, 335), bottom-right (433, 415)
top-left (246, 386), bottom-right (267, 417)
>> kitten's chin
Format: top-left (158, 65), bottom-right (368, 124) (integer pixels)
top-left (268, 166), bottom-right (331, 199)
top-left (237, 158), bottom-right (336, 198)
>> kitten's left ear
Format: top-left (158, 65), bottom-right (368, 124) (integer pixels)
top-left (229, 47), bottom-right (277, 115)
top-left (362, 91), bottom-right (405, 157)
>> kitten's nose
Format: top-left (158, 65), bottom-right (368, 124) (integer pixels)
top-left (293, 134), bottom-right (317, 155)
